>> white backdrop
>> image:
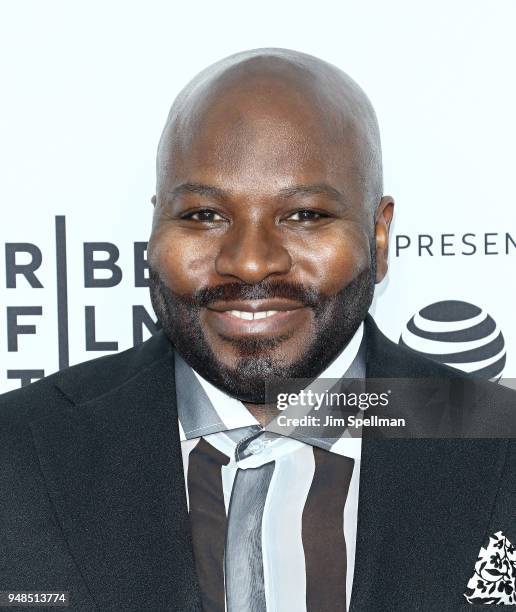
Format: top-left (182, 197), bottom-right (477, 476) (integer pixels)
top-left (1, 0), bottom-right (515, 392)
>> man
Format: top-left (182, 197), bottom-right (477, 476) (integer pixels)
top-left (1, 48), bottom-right (515, 611)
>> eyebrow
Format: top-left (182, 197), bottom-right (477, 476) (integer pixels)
top-left (167, 181), bottom-right (347, 205)
top-left (168, 182), bottom-right (228, 201)
top-left (277, 183), bottom-right (346, 205)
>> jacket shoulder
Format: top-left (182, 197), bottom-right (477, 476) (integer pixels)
top-left (365, 315), bottom-right (516, 424)
top-left (0, 331), bottom-right (173, 427)
top-left (365, 314), bottom-right (469, 379)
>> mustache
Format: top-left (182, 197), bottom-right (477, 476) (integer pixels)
top-left (149, 268), bottom-right (323, 309)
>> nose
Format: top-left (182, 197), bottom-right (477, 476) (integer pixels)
top-left (215, 221), bottom-right (292, 283)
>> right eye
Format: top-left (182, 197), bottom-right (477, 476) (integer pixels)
top-left (181, 209), bottom-right (226, 222)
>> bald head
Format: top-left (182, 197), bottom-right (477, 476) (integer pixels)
top-left (156, 48), bottom-right (383, 213)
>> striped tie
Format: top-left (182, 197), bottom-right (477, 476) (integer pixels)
top-left (224, 462), bottom-right (276, 612)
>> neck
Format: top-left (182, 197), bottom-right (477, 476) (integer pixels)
top-left (243, 401), bottom-right (279, 427)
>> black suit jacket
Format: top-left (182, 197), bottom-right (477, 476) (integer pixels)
top-left (1, 315), bottom-right (515, 611)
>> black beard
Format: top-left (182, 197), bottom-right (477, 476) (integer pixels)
top-left (149, 258), bottom-right (375, 403)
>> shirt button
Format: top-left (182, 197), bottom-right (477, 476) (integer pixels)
top-left (247, 439), bottom-right (266, 454)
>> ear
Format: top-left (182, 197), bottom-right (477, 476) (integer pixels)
top-left (374, 196), bottom-right (394, 283)
top-left (151, 195), bottom-right (157, 206)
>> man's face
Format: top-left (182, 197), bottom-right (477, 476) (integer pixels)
top-left (148, 86), bottom-right (390, 402)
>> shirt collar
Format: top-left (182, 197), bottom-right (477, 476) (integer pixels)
top-left (175, 321), bottom-right (365, 455)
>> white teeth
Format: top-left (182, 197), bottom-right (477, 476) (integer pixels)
top-left (228, 310), bottom-right (280, 320)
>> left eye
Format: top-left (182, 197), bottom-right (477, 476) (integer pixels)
top-left (183, 209), bottom-right (225, 222)
top-left (288, 210), bottom-right (327, 221)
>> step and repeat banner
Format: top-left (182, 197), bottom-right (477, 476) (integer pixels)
top-left (1, 1), bottom-right (515, 393)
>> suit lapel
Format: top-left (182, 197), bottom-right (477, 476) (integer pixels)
top-left (29, 350), bottom-right (203, 612)
top-left (349, 316), bottom-right (509, 611)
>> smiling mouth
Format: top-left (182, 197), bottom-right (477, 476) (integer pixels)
top-left (226, 309), bottom-right (281, 320)
top-left (205, 301), bottom-right (309, 336)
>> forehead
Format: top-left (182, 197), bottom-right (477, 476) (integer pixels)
top-left (158, 76), bottom-right (369, 198)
